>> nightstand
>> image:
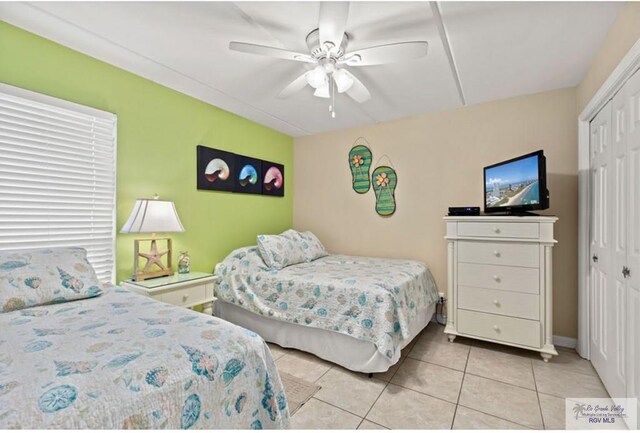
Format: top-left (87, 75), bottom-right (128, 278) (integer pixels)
top-left (122, 272), bottom-right (218, 315)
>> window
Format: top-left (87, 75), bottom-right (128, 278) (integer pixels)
top-left (0, 83), bottom-right (117, 282)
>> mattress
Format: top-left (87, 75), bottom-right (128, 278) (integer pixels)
top-left (0, 286), bottom-right (289, 429)
top-left (215, 247), bottom-right (439, 363)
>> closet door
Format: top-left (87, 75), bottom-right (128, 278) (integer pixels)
top-left (589, 101), bottom-right (614, 386)
top-left (608, 86), bottom-right (628, 399)
top-left (625, 69), bottom-right (640, 413)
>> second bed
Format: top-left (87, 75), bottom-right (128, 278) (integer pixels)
top-left (214, 246), bottom-right (439, 373)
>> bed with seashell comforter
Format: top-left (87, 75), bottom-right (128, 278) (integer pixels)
top-left (214, 246), bottom-right (439, 373)
top-left (0, 285), bottom-right (289, 429)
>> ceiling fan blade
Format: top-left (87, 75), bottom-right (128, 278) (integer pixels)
top-left (341, 41), bottom-right (429, 66)
top-left (343, 70), bottom-right (371, 103)
top-left (278, 72), bottom-right (310, 99)
top-left (229, 41), bottom-right (314, 63)
top-left (318, 2), bottom-right (349, 49)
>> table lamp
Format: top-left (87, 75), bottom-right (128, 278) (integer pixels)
top-left (120, 195), bottom-right (185, 281)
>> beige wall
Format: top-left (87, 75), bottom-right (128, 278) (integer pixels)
top-left (577, 2), bottom-right (640, 112)
top-left (294, 87), bottom-right (578, 338)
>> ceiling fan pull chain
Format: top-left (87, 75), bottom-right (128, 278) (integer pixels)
top-left (331, 76), bottom-right (336, 118)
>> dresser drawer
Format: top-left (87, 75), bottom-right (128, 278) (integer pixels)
top-left (162, 285), bottom-right (207, 307)
top-left (458, 221), bottom-right (539, 239)
top-left (457, 309), bottom-right (541, 348)
top-left (458, 262), bottom-right (539, 294)
top-left (458, 241), bottom-right (539, 267)
top-left (458, 286), bottom-right (540, 320)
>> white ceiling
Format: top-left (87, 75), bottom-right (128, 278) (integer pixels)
top-left (0, 1), bottom-right (623, 137)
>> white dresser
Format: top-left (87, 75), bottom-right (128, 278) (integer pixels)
top-left (443, 216), bottom-right (558, 361)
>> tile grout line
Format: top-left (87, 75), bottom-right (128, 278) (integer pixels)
top-left (451, 337), bottom-right (473, 429)
top-left (312, 364), bottom-right (334, 384)
top-left (455, 403), bottom-right (536, 430)
top-left (531, 360), bottom-right (547, 430)
top-left (358, 356), bottom-right (410, 429)
top-left (462, 371), bottom-right (539, 393)
top-left (300, 359), bottom-right (401, 427)
top-left (384, 381), bottom-right (464, 407)
top-left (457, 343), bottom-right (544, 429)
top-left (357, 419), bottom-right (389, 430)
top-left (307, 397), bottom-right (364, 423)
top-left (361, 382), bottom-right (390, 427)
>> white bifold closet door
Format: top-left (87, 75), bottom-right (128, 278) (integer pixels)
top-left (624, 67), bottom-right (640, 415)
top-left (589, 67), bottom-right (640, 413)
top-left (589, 99), bottom-right (622, 397)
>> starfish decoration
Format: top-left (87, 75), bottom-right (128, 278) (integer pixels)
top-left (139, 239), bottom-right (169, 272)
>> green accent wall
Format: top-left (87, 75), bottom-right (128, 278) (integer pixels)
top-left (0, 21), bottom-right (293, 282)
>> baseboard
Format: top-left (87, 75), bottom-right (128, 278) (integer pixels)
top-left (553, 335), bottom-right (577, 349)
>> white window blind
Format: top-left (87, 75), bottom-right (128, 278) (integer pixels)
top-left (0, 83), bottom-right (117, 283)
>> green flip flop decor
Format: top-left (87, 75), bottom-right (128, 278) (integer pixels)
top-left (372, 166), bottom-right (397, 216)
top-left (348, 144), bottom-right (372, 194)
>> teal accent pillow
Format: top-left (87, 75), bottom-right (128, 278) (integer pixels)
top-left (0, 247), bottom-right (103, 313)
top-left (256, 233), bottom-right (306, 270)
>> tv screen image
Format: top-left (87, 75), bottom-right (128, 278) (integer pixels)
top-left (484, 150), bottom-right (548, 213)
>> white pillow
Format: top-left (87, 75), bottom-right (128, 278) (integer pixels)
top-left (0, 247), bottom-right (102, 313)
top-left (256, 233), bottom-right (307, 270)
top-left (296, 231), bottom-right (328, 262)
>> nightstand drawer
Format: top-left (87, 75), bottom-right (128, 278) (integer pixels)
top-left (458, 309), bottom-right (541, 348)
top-left (458, 241), bottom-right (539, 267)
top-left (162, 285), bottom-right (207, 307)
top-left (457, 221), bottom-right (539, 238)
top-left (458, 286), bottom-right (539, 320)
top-left (458, 262), bottom-right (539, 294)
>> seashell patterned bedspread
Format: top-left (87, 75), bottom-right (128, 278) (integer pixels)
top-left (215, 247), bottom-right (439, 361)
top-left (0, 285), bottom-right (289, 429)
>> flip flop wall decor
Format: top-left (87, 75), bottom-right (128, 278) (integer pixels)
top-left (372, 166), bottom-right (397, 217)
top-left (348, 144), bottom-right (372, 194)
top-left (348, 140), bottom-right (398, 217)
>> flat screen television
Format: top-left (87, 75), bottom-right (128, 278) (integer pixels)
top-left (484, 150), bottom-right (549, 215)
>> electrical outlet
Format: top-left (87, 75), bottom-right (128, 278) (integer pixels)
top-left (438, 292), bottom-right (445, 303)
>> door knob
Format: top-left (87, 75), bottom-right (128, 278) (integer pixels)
top-left (623, 266), bottom-right (631, 278)
top-left (592, 255), bottom-right (598, 263)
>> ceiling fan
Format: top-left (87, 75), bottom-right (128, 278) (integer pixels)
top-left (229, 2), bottom-right (429, 117)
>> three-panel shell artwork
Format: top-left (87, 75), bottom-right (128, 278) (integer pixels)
top-left (197, 145), bottom-right (284, 196)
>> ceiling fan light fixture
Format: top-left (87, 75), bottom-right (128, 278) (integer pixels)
top-left (332, 69), bottom-right (354, 93)
top-left (306, 65), bottom-right (328, 89)
top-left (314, 85), bottom-right (330, 98)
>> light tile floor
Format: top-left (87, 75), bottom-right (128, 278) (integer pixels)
top-left (268, 324), bottom-right (609, 430)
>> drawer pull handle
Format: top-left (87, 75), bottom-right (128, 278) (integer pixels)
top-left (182, 294), bottom-right (189, 302)
top-left (493, 325), bottom-right (500, 332)
top-left (493, 250), bottom-right (501, 257)
top-left (493, 227), bottom-right (501, 234)
top-left (493, 275), bottom-right (501, 282)
top-left (493, 300), bottom-right (500, 307)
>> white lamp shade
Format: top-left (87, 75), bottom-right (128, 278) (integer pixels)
top-left (120, 199), bottom-right (185, 234)
top-left (314, 85), bottom-right (330, 98)
top-left (306, 66), bottom-right (328, 89)
top-left (333, 69), bottom-right (354, 93)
